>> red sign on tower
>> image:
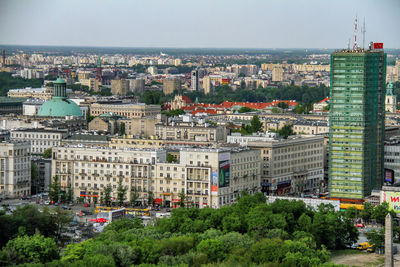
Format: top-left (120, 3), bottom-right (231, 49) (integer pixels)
top-left (373, 43), bottom-right (383, 49)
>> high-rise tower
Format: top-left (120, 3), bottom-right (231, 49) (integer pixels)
top-left (328, 43), bottom-right (386, 199)
top-left (191, 70), bottom-right (199, 91)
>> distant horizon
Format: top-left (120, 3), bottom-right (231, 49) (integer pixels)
top-left (1, 43), bottom-right (400, 51)
top-left (1, 0), bottom-right (399, 49)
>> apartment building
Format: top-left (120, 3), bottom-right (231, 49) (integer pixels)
top-left (0, 141), bottom-right (31, 198)
top-left (51, 146), bottom-right (167, 204)
top-left (122, 115), bottom-right (165, 137)
top-left (10, 128), bottom-right (68, 154)
top-left (90, 103), bottom-right (161, 119)
top-left (155, 122), bottom-right (226, 143)
top-left (243, 135), bottom-right (324, 196)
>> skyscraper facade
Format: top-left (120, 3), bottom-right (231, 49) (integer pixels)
top-left (191, 70), bottom-right (199, 91)
top-left (328, 46), bottom-right (386, 199)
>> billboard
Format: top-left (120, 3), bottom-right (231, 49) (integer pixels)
top-left (384, 168), bottom-right (395, 184)
top-left (373, 42), bottom-right (383, 49)
top-left (211, 170), bottom-right (218, 195)
top-left (381, 191), bottom-right (400, 213)
top-left (218, 153), bottom-right (230, 188)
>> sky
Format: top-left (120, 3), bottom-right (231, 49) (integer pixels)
top-left (0, 0), bottom-right (399, 49)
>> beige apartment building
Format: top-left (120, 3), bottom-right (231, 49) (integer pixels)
top-left (247, 135), bottom-right (324, 196)
top-left (292, 122), bottom-right (328, 135)
top-left (51, 146), bottom-right (167, 204)
top-left (155, 123), bottom-right (226, 143)
top-left (90, 103), bottom-right (161, 119)
top-left (51, 145), bottom-right (260, 208)
top-left (110, 136), bottom-right (164, 149)
top-left (163, 78), bottom-right (181, 95)
top-left (0, 141), bottom-right (31, 198)
top-left (122, 115), bottom-right (165, 137)
top-left (111, 79), bottom-right (129, 96)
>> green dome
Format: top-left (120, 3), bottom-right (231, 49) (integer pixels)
top-left (37, 97), bottom-right (82, 117)
top-left (54, 77), bottom-right (66, 84)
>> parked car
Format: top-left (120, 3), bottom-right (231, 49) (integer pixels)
top-left (62, 206), bottom-right (72, 210)
top-left (84, 203), bottom-right (90, 207)
top-left (355, 223), bottom-right (365, 228)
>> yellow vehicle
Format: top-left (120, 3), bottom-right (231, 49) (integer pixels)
top-left (366, 245), bottom-right (375, 253)
top-left (95, 206), bottom-right (150, 217)
top-left (356, 242), bottom-right (372, 250)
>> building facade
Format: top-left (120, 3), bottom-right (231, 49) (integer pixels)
top-left (90, 103), bottom-right (161, 119)
top-left (328, 48), bottom-right (386, 199)
top-left (163, 78), bottom-right (181, 95)
top-left (246, 135), bottom-right (324, 196)
top-left (10, 128), bottom-right (67, 154)
top-left (0, 141), bottom-right (31, 198)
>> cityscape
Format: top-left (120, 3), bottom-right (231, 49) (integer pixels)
top-left (0, 0), bottom-right (400, 266)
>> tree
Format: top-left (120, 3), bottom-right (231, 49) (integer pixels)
top-left (116, 177), bottom-right (127, 206)
top-left (197, 239), bottom-right (225, 262)
top-left (119, 122), bottom-right (126, 136)
top-left (238, 106), bottom-right (254, 113)
top-left (52, 207), bottom-right (73, 242)
top-left (49, 176), bottom-right (61, 203)
top-left (360, 202), bottom-right (374, 222)
top-left (1, 234), bottom-right (59, 265)
top-left (42, 148), bottom-right (52, 159)
top-left (148, 191), bottom-right (154, 206)
top-left (130, 187), bottom-right (139, 207)
top-left (277, 102), bottom-right (289, 109)
top-left (86, 112), bottom-right (95, 123)
top-left (66, 184), bottom-right (73, 203)
top-left (178, 191), bottom-right (186, 208)
top-left (367, 228), bottom-right (385, 253)
top-left (250, 115), bottom-right (263, 133)
top-left (271, 107), bottom-right (281, 113)
top-left (372, 202), bottom-right (395, 224)
top-left (103, 184), bottom-right (112, 207)
top-left (278, 125), bottom-right (295, 139)
top-left (167, 153), bottom-right (177, 163)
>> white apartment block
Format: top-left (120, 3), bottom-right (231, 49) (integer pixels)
top-left (0, 141), bottom-right (31, 198)
top-left (51, 146), bottom-right (167, 204)
top-left (238, 135), bottom-right (324, 196)
top-left (11, 129), bottom-right (67, 154)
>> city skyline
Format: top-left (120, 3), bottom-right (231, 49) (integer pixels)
top-left (1, 0), bottom-right (399, 49)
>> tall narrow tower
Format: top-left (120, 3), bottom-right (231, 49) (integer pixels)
top-left (96, 57), bottom-right (102, 82)
top-left (328, 44), bottom-right (386, 199)
top-left (2, 49), bottom-right (5, 66)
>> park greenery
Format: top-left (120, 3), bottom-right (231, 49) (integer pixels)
top-left (0, 72), bottom-right (43, 96)
top-left (233, 115), bottom-right (263, 135)
top-left (0, 193), bottom-right (363, 266)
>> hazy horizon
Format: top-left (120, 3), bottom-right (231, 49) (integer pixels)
top-left (1, 0), bottom-right (399, 49)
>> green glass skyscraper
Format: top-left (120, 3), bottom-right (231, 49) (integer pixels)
top-left (328, 46), bottom-right (386, 199)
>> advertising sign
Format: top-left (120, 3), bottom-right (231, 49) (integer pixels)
top-left (218, 153), bottom-right (230, 188)
top-left (373, 42), bottom-right (383, 49)
top-left (384, 168), bottom-right (395, 184)
top-left (381, 191), bottom-right (400, 213)
top-left (211, 170), bottom-right (218, 194)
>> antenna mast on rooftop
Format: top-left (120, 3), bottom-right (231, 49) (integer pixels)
top-left (362, 17), bottom-right (366, 49)
top-left (353, 16), bottom-right (358, 50)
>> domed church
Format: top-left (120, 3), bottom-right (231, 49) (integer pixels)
top-left (37, 77), bottom-right (82, 117)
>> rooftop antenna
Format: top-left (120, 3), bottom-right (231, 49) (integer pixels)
top-left (353, 16), bottom-right (358, 50)
top-left (362, 17), bottom-right (366, 49)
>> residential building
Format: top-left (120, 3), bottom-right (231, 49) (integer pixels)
top-left (163, 78), bottom-right (181, 95)
top-left (10, 128), bottom-right (67, 154)
top-left (51, 146), bottom-right (167, 203)
top-left (203, 76), bottom-right (212, 94)
top-left (155, 121), bottom-right (226, 143)
top-left (90, 103), bottom-right (161, 118)
top-left (8, 87), bottom-right (53, 100)
top-left (328, 47), bottom-right (386, 199)
top-left (88, 113), bottom-right (122, 134)
top-left (0, 141), bottom-right (31, 198)
top-left (111, 79), bottom-right (129, 96)
top-left (122, 115), bottom-right (165, 137)
top-left (129, 78), bottom-right (145, 93)
top-left (272, 67), bottom-right (283, 82)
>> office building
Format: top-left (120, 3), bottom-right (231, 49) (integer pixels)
top-left (328, 45), bottom-right (386, 199)
top-left (0, 141), bottom-right (31, 198)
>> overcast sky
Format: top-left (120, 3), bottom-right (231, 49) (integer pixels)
top-left (0, 0), bottom-right (399, 49)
